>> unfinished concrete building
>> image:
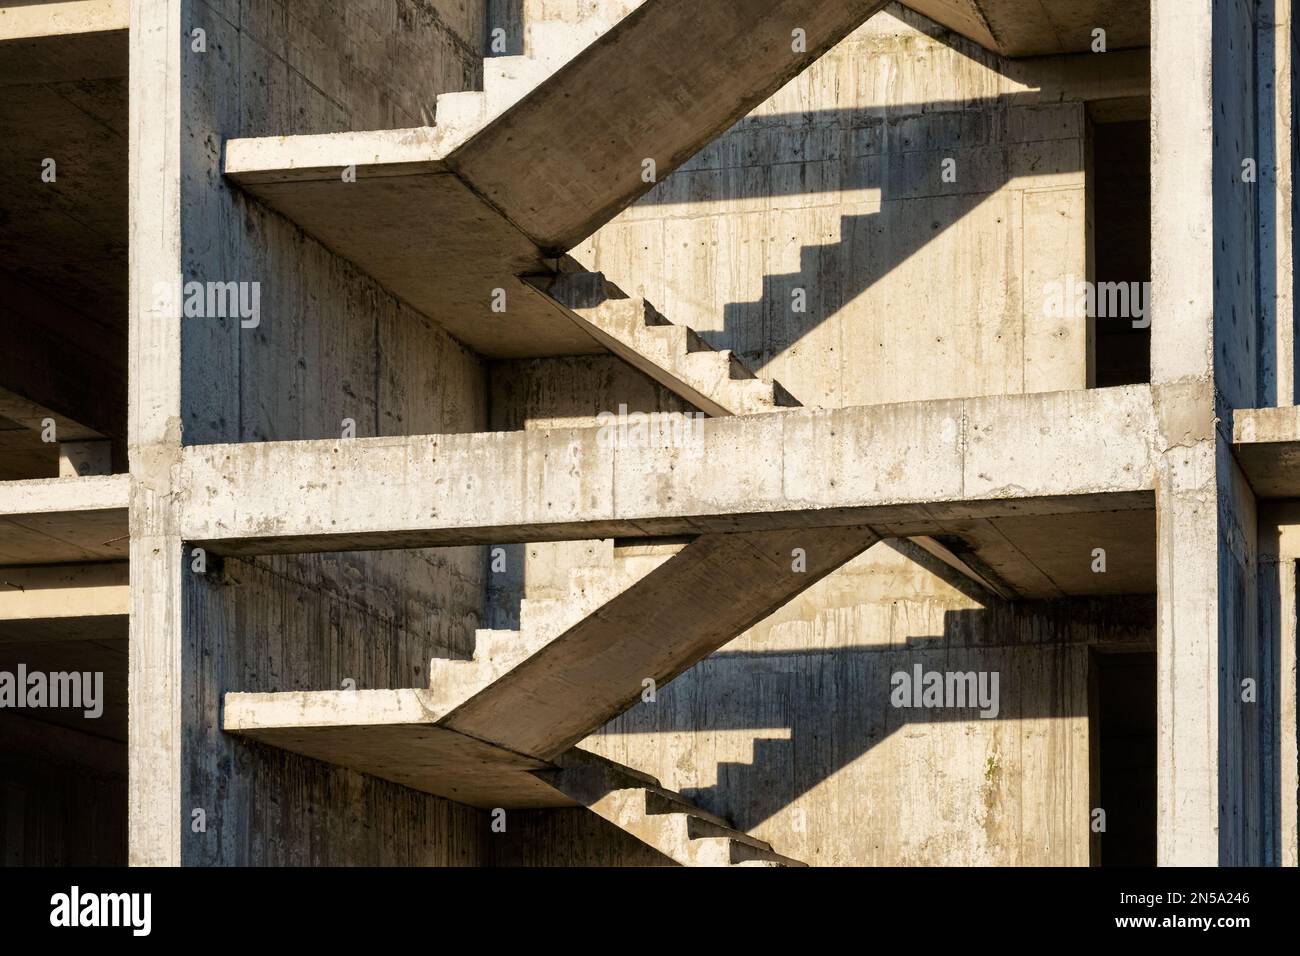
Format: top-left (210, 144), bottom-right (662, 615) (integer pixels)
top-left (0, 0), bottom-right (1295, 867)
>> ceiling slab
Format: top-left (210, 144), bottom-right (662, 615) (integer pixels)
top-left (0, 475), bottom-right (130, 565)
top-left (905, 0), bottom-right (1150, 57)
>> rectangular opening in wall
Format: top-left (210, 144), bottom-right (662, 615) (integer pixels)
top-left (0, 20), bottom-right (129, 481)
top-left (0, 627), bottom-right (128, 866)
top-left (1088, 105), bottom-right (1152, 387)
top-left (1092, 649), bottom-right (1156, 866)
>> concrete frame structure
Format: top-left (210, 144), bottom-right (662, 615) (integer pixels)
top-left (1, 0), bottom-right (1296, 867)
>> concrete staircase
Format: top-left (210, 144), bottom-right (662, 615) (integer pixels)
top-left (438, 526), bottom-right (879, 760)
top-left (430, 538), bottom-right (683, 701)
top-left (538, 748), bottom-right (806, 866)
top-left (224, 1), bottom-right (892, 358)
top-left (531, 270), bottom-right (800, 416)
top-left (435, 16), bottom-right (615, 151)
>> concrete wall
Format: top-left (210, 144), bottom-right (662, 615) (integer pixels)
top-left (169, 0), bottom-right (492, 865)
top-left (573, 6), bottom-right (1093, 408)
top-left (578, 547), bottom-right (1153, 866)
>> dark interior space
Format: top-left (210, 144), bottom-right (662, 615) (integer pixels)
top-left (0, 637), bottom-right (128, 866)
top-left (1094, 649), bottom-right (1157, 866)
top-left (1090, 115), bottom-right (1152, 387)
top-left (0, 31), bottom-right (129, 480)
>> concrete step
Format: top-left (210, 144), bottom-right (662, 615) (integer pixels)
top-left (432, 90), bottom-right (487, 149)
top-left (536, 270), bottom-right (801, 417)
top-left (524, 17), bottom-right (619, 67)
top-left (483, 54), bottom-right (555, 113)
top-left (452, 0), bottom-right (893, 251)
top-left (537, 747), bottom-right (807, 867)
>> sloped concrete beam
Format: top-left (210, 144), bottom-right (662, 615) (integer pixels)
top-left (178, 385), bottom-right (1160, 555)
top-left (449, 0), bottom-right (892, 251)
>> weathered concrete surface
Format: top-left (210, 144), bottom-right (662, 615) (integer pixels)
top-left (1233, 406), bottom-right (1300, 498)
top-left (1148, 0), bottom-right (1264, 866)
top-left (178, 385), bottom-right (1159, 555)
top-left (1257, 502), bottom-right (1300, 866)
top-left (573, 543), bottom-right (1154, 865)
top-left (0, 1), bottom-right (127, 85)
top-left (224, 1), bottom-right (895, 356)
top-left (128, 0), bottom-right (493, 867)
top-left (452, 0), bottom-right (892, 251)
top-left (530, 270), bottom-right (799, 415)
top-left (0, 3), bottom-right (128, 470)
top-left (226, 526), bottom-right (876, 804)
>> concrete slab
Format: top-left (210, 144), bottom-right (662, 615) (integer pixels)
top-left (1233, 406), bottom-right (1300, 497)
top-left (904, 0), bottom-right (1149, 57)
top-left (223, 689), bottom-right (571, 808)
top-left (225, 132), bottom-right (600, 359)
top-left (0, 475), bottom-right (130, 564)
top-left (0, 561), bottom-right (128, 643)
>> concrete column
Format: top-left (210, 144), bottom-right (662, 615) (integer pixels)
top-left (1150, 0), bottom-right (1261, 865)
top-left (126, 0), bottom-right (186, 865)
top-left (1257, 0), bottom-right (1296, 405)
top-left (1258, 503), bottom-right (1300, 865)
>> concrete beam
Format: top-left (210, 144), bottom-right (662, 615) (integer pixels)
top-left (0, 475), bottom-right (130, 564)
top-left (0, 561), bottom-right (129, 643)
top-left (0, 1), bottom-right (128, 86)
top-left (1258, 501), bottom-right (1300, 866)
top-left (178, 385), bottom-right (1159, 555)
top-left (0, 1), bottom-right (128, 40)
top-left (1234, 406), bottom-right (1300, 498)
top-left (449, 0), bottom-right (891, 251)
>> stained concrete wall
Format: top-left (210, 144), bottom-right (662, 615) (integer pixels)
top-left (171, 0), bottom-right (492, 865)
top-left (572, 5), bottom-right (1095, 408)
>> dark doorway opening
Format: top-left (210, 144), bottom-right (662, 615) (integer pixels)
top-left (1093, 650), bottom-right (1157, 866)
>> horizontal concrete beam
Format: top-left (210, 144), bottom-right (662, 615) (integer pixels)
top-left (0, 0), bottom-right (127, 41)
top-left (180, 386), bottom-right (1159, 555)
top-left (0, 561), bottom-right (128, 643)
top-left (0, 475), bottom-right (130, 564)
top-left (1233, 406), bottom-right (1300, 497)
top-left (0, 0), bottom-right (128, 85)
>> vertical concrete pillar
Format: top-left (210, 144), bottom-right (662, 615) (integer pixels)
top-left (1257, 0), bottom-right (1296, 405)
top-left (1150, 0), bottom-right (1261, 865)
top-left (1258, 504), bottom-right (1299, 865)
top-left (126, 0), bottom-right (187, 865)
